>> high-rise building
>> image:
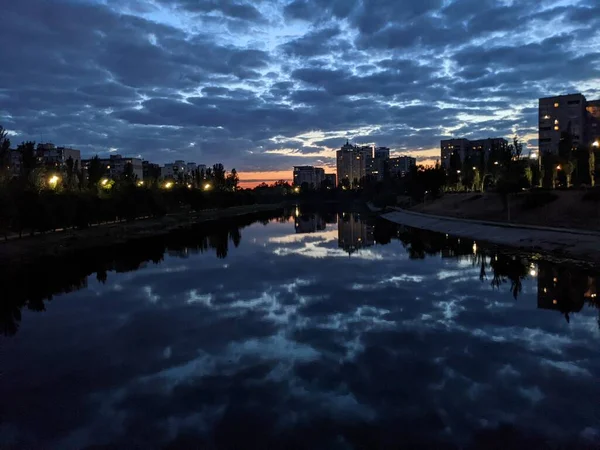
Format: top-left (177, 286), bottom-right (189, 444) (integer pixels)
top-left (539, 94), bottom-right (589, 154)
top-left (374, 147), bottom-right (390, 159)
top-left (440, 138), bottom-right (508, 169)
top-left (324, 173), bottom-right (337, 188)
top-left (336, 141), bottom-right (368, 187)
top-left (587, 99), bottom-right (600, 145)
top-left (388, 156), bottom-right (416, 177)
top-left (371, 147), bottom-right (390, 181)
top-left (293, 166), bottom-right (325, 189)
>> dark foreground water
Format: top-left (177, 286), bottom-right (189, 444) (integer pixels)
top-left (1, 209), bottom-right (599, 449)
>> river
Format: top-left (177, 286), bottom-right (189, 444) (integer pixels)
top-left (1, 208), bottom-right (599, 449)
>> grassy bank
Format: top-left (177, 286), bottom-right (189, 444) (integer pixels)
top-left (410, 190), bottom-right (600, 232)
top-left (0, 203), bottom-right (284, 266)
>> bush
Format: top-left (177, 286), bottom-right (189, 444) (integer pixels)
top-left (521, 190), bottom-right (559, 210)
top-left (582, 187), bottom-right (600, 202)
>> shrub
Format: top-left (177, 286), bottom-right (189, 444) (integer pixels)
top-left (521, 190), bottom-right (558, 210)
top-left (582, 187), bottom-right (600, 202)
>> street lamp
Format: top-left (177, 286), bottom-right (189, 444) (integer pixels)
top-left (472, 166), bottom-right (476, 170)
top-left (456, 170), bottom-right (461, 174)
top-left (494, 161), bottom-right (499, 165)
top-left (203, 183), bottom-right (212, 191)
top-left (48, 174), bottom-right (60, 188)
top-left (294, 186), bottom-right (300, 193)
top-left (137, 180), bottom-right (144, 187)
top-left (100, 178), bottom-right (109, 186)
top-left (593, 141), bottom-right (599, 148)
top-left (164, 181), bottom-right (174, 189)
top-left (556, 165), bottom-right (562, 171)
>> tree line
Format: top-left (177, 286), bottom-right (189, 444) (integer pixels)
top-left (0, 126), bottom-right (277, 239)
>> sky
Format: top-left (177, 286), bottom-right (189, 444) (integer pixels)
top-left (1, 0), bottom-right (600, 187)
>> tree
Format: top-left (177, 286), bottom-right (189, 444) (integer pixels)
top-left (87, 155), bottom-right (104, 188)
top-left (572, 145), bottom-right (594, 186)
top-left (66, 156), bottom-right (75, 191)
top-left (557, 124), bottom-right (575, 187)
top-left (121, 161), bottom-right (136, 184)
top-left (18, 141), bottom-right (37, 178)
top-left (225, 168), bottom-right (239, 191)
top-left (212, 164), bottom-right (226, 189)
top-left (0, 125), bottom-right (10, 171)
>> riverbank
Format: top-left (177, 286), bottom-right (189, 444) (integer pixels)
top-left (0, 203), bottom-right (284, 266)
top-left (382, 208), bottom-right (600, 266)
top-left (410, 191), bottom-right (600, 231)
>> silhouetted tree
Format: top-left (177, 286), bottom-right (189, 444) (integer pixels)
top-left (0, 125), bottom-right (10, 171)
top-left (226, 168), bottom-right (239, 191)
top-left (212, 164), bottom-right (226, 189)
top-left (87, 155), bottom-right (104, 188)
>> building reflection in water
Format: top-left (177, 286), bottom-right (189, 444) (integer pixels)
top-left (338, 212), bottom-right (374, 255)
top-left (537, 261), bottom-right (599, 323)
top-left (294, 213), bottom-right (326, 234)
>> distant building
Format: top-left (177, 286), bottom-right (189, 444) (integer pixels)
top-left (325, 173), bottom-right (337, 188)
top-left (143, 160), bottom-right (161, 181)
top-left (374, 146), bottom-right (390, 159)
top-left (389, 156), bottom-right (416, 177)
top-left (9, 149), bottom-right (22, 177)
top-left (586, 99), bottom-right (600, 145)
top-left (539, 94), bottom-right (589, 154)
top-left (336, 141), bottom-right (368, 187)
top-left (82, 154), bottom-right (143, 180)
top-left (36, 143), bottom-right (81, 171)
top-left (440, 137), bottom-right (508, 170)
top-left (293, 166), bottom-right (325, 189)
top-left (372, 146), bottom-right (390, 181)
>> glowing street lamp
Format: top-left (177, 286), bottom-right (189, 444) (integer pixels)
top-left (556, 165), bottom-right (562, 171)
top-left (593, 141), bottom-right (599, 148)
top-left (100, 178), bottom-right (109, 186)
top-left (137, 180), bottom-right (144, 187)
top-left (456, 170), bottom-right (461, 174)
top-left (494, 161), bottom-right (499, 165)
top-left (472, 166), bottom-right (476, 170)
top-left (294, 186), bottom-right (300, 193)
top-left (187, 184), bottom-right (192, 189)
top-left (203, 183), bottom-right (212, 191)
top-left (164, 181), bottom-right (174, 189)
top-left (48, 174), bottom-right (60, 188)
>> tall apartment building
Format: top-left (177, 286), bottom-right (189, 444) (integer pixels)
top-left (389, 156), bottom-right (416, 177)
top-left (539, 94), bottom-right (588, 154)
top-left (539, 93), bottom-right (600, 155)
top-left (440, 138), bottom-right (508, 169)
top-left (293, 166), bottom-right (325, 188)
top-left (324, 173), bottom-right (337, 188)
top-left (336, 141), bottom-right (368, 187)
top-left (372, 146), bottom-right (390, 181)
top-left (36, 143), bottom-right (81, 171)
top-left (587, 99), bottom-right (600, 145)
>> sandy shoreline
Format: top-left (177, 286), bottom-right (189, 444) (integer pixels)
top-left (382, 209), bottom-right (600, 266)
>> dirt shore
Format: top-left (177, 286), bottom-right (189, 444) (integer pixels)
top-left (0, 204), bottom-right (284, 266)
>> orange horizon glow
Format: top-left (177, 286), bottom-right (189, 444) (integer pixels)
top-left (238, 158), bottom-right (439, 189)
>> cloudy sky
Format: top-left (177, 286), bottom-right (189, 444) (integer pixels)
top-left (1, 0), bottom-right (600, 186)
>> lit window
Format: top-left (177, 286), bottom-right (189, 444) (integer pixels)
top-left (554, 102), bottom-right (559, 108)
top-left (554, 119), bottom-right (559, 125)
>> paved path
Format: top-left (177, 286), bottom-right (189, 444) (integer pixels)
top-left (382, 209), bottom-right (600, 265)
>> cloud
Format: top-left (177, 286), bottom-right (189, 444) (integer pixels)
top-left (1, 0), bottom-right (599, 174)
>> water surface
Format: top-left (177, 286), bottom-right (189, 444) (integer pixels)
top-left (1, 209), bottom-right (599, 449)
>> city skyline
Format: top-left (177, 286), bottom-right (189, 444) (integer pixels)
top-left (2, 0), bottom-right (600, 187)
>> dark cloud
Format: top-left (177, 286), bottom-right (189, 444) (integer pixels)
top-left (1, 0), bottom-right (599, 172)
